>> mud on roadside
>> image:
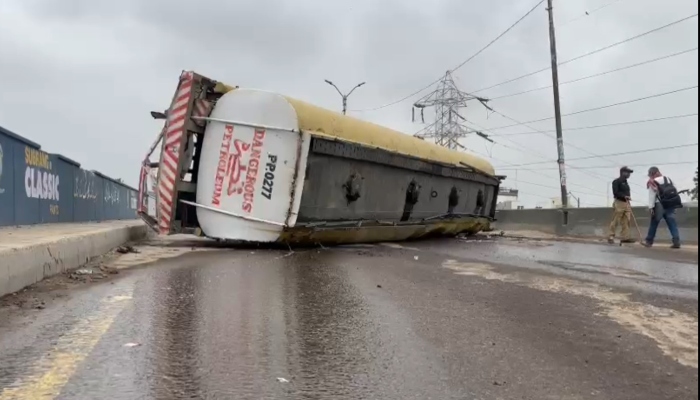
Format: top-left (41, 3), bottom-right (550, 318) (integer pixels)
top-left (0, 237), bottom-right (214, 314)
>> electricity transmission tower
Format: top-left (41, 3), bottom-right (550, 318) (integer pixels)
top-left (412, 71), bottom-right (492, 150)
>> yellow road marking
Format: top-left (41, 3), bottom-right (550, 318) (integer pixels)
top-left (0, 291), bottom-right (133, 400)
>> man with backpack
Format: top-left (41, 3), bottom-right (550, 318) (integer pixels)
top-left (643, 166), bottom-right (682, 249)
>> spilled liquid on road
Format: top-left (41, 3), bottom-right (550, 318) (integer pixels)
top-left (56, 251), bottom-right (460, 399)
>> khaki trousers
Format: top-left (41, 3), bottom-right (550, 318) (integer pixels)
top-left (608, 199), bottom-right (631, 240)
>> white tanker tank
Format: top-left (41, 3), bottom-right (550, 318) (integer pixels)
top-left (138, 71), bottom-right (504, 245)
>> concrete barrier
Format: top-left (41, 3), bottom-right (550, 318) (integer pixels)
top-left (0, 221), bottom-right (148, 298)
top-left (495, 206), bottom-right (698, 244)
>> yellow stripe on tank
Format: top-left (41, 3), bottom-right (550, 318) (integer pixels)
top-left (284, 96), bottom-right (496, 177)
top-left (199, 78), bottom-right (496, 177)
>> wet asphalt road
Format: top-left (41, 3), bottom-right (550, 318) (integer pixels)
top-left (0, 237), bottom-right (698, 400)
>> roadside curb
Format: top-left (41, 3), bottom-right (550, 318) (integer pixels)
top-left (0, 223), bottom-right (149, 298)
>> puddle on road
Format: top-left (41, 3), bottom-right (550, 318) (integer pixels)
top-left (442, 259), bottom-right (699, 369)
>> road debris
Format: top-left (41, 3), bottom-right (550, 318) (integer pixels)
top-left (276, 377), bottom-right (290, 383)
top-left (69, 268), bottom-right (109, 282)
top-left (74, 269), bottom-right (93, 275)
top-left (116, 245), bottom-right (140, 254)
top-left (99, 265), bottom-right (120, 275)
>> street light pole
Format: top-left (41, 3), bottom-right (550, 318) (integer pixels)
top-left (569, 192), bottom-right (581, 208)
top-left (324, 79), bottom-right (366, 115)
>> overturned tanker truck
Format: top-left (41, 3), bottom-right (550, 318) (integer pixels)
top-left (138, 71), bottom-right (504, 245)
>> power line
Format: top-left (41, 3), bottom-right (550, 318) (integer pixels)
top-left (487, 85), bottom-right (699, 131)
top-left (472, 13), bottom-right (699, 94)
top-left (465, 117), bottom-right (624, 196)
top-left (465, 118), bottom-right (563, 165)
top-left (496, 160), bottom-right (698, 170)
top-left (487, 103), bottom-right (698, 173)
top-left (513, 182), bottom-right (603, 207)
top-left (505, 188), bottom-right (565, 202)
top-left (487, 109), bottom-right (624, 167)
top-left (448, 0), bottom-right (545, 74)
top-left (491, 113), bottom-right (699, 136)
top-left (350, 0), bottom-right (545, 112)
top-left (513, 179), bottom-right (566, 191)
top-left (490, 47), bottom-right (699, 101)
top-left (467, 146), bottom-right (614, 199)
top-left (491, 151), bottom-right (644, 202)
top-left (504, 187), bottom-right (601, 207)
top-left (479, 107), bottom-right (652, 191)
top-left (505, 142), bottom-right (699, 168)
top-left (558, 0), bottom-right (624, 28)
top-left (457, 56), bottom-right (685, 190)
top-left (477, 95), bottom-right (689, 194)
top-left (463, 8), bottom-right (694, 206)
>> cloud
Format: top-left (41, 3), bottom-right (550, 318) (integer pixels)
top-left (0, 0), bottom-right (697, 208)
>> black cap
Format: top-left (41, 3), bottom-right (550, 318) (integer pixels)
top-left (620, 166), bottom-right (634, 173)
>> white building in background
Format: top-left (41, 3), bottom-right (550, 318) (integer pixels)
top-left (496, 188), bottom-right (519, 210)
top-left (550, 196), bottom-right (574, 209)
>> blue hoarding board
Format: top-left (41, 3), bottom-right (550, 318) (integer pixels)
top-left (94, 175), bottom-right (105, 222)
top-left (74, 169), bottom-right (100, 222)
top-left (46, 155), bottom-right (78, 223)
top-left (0, 131), bottom-right (16, 226)
top-left (0, 125), bottom-right (138, 228)
top-left (102, 179), bottom-right (122, 221)
top-left (13, 140), bottom-right (43, 225)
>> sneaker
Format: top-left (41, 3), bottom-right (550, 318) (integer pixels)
top-left (608, 237), bottom-right (615, 244)
top-left (671, 243), bottom-right (681, 249)
top-left (642, 241), bottom-right (653, 248)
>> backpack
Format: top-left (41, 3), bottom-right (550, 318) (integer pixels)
top-left (657, 177), bottom-right (682, 209)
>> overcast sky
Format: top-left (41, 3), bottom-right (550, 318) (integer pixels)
top-left (0, 0), bottom-right (697, 207)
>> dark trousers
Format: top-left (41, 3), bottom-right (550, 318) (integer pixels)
top-left (646, 203), bottom-right (681, 245)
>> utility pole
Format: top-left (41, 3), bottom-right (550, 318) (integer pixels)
top-left (547, 0), bottom-right (569, 225)
top-left (324, 80), bottom-right (366, 115)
